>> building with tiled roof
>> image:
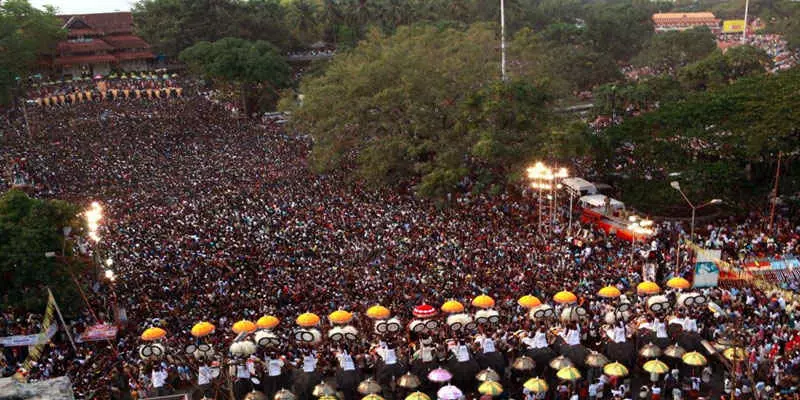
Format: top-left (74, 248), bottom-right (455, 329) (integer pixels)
top-left (652, 12), bottom-right (721, 33)
top-left (49, 12), bottom-right (154, 77)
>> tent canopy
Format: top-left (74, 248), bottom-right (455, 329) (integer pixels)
top-left (579, 194), bottom-right (624, 210)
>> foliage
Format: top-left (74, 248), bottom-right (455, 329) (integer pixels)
top-left (0, 190), bottom-right (84, 313)
top-left (633, 27), bottom-right (717, 74)
top-left (285, 24), bottom-right (577, 196)
top-left (0, 0), bottom-right (64, 105)
top-left (582, 1), bottom-right (658, 62)
top-left (678, 45), bottom-right (772, 91)
top-left (593, 76), bottom-right (684, 116)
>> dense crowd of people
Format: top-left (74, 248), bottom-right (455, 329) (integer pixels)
top-left (1, 91), bottom-right (799, 400)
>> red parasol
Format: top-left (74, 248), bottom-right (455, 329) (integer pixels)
top-left (413, 304), bottom-right (437, 319)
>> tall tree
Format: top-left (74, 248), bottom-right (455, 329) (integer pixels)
top-left (633, 27), bottom-right (717, 74)
top-left (0, 0), bottom-right (63, 105)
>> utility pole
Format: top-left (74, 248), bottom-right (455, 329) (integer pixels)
top-left (767, 151), bottom-right (781, 232)
top-left (500, 0), bottom-right (507, 81)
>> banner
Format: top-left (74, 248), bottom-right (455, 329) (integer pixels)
top-left (13, 290), bottom-right (57, 382)
top-left (77, 324), bottom-right (118, 343)
top-left (694, 248), bottom-right (721, 288)
top-left (0, 324), bottom-right (57, 347)
top-left (723, 20), bottom-right (745, 33)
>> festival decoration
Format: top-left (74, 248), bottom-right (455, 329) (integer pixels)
top-left (229, 341), bottom-right (257, 357)
top-left (328, 310), bottom-right (353, 325)
top-left (637, 281), bottom-right (661, 295)
top-left (437, 385), bottom-right (463, 400)
top-left (476, 368), bottom-right (500, 382)
top-left (312, 382), bottom-right (337, 397)
top-left (357, 378), bottom-right (382, 395)
top-left (397, 372), bottom-right (421, 389)
top-left (556, 366), bottom-right (582, 381)
top-left (723, 347), bottom-right (747, 361)
top-left (478, 381), bottom-right (503, 397)
top-left (585, 351), bottom-right (609, 368)
top-left (232, 320), bottom-right (257, 334)
top-left (441, 300), bottom-right (465, 314)
top-left (255, 330), bottom-right (280, 347)
top-left (296, 313), bottom-right (321, 327)
top-left (664, 344), bottom-right (686, 358)
top-left (682, 351), bottom-right (708, 366)
top-left (256, 315), bottom-right (280, 330)
top-left (412, 304), bottom-right (437, 319)
top-left (471, 294), bottom-right (495, 309)
top-left (427, 368), bottom-right (452, 383)
top-left (549, 356), bottom-right (573, 370)
top-left (511, 356), bottom-right (535, 371)
top-left (603, 362), bottom-right (629, 377)
top-left (366, 305), bottom-right (391, 320)
top-left (191, 322), bottom-right (215, 337)
top-left (523, 378), bottom-right (548, 393)
top-left (639, 343), bottom-right (662, 358)
top-left (474, 309), bottom-right (500, 325)
top-left (517, 295), bottom-right (542, 308)
top-left (405, 392), bottom-right (430, 400)
top-left (141, 327), bottom-right (167, 341)
top-left (666, 277), bottom-right (691, 290)
top-left (598, 286), bottom-right (621, 298)
top-left (553, 291), bottom-right (578, 304)
top-left (643, 359), bottom-right (670, 374)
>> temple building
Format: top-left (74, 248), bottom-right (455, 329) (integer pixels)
top-left (652, 12), bottom-right (721, 33)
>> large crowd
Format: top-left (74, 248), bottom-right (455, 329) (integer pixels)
top-left (1, 91), bottom-right (799, 400)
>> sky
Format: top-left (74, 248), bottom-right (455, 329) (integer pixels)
top-left (31, 0), bottom-right (134, 14)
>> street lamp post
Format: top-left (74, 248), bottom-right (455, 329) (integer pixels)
top-left (527, 162), bottom-right (556, 232)
top-left (670, 181), bottom-right (722, 242)
top-left (500, 0), bottom-right (507, 81)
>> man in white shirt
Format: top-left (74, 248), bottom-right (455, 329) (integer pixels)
top-left (197, 361), bottom-right (215, 398)
top-left (151, 363), bottom-right (169, 396)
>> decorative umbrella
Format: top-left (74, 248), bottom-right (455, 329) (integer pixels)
top-left (296, 313), bottom-right (321, 327)
top-left (472, 295), bottom-right (495, 309)
top-left (274, 390), bottom-right (296, 400)
top-left (517, 295), bottom-right (542, 309)
top-left (478, 381), bottom-right (503, 397)
top-left (441, 300), bottom-right (465, 314)
top-left (318, 397), bottom-right (337, 400)
top-left (666, 277), bottom-right (691, 290)
top-left (603, 362), bottom-right (629, 377)
top-left (639, 343), bottom-right (662, 359)
top-left (405, 392), bottom-right (430, 400)
top-left (475, 368), bottom-right (500, 382)
top-left (427, 368), bottom-right (452, 383)
top-left (585, 351), bottom-right (609, 368)
top-left (637, 281), bottom-right (661, 295)
top-left (723, 347), bottom-right (747, 361)
top-left (511, 356), bottom-right (535, 371)
top-left (245, 391), bottom-right (269, 400)
top-left (682, 351), bottom-right (708, 367)
top-left (397, 373), bottom-right (421, 389)
top-left (141, 327), bottom-right (167, 341)
top-left (556, 366), bottom-right (582, 381)
top-left (549, 356), bottom-right (573, 370)
top-left (553, 291), bottom-right (578, 304)
top-left (357, 378), bottom-right (382, 395)
top-left (328, 310), bottom-right (353, 325)
top-left (366, 305), bottom-right (391, 320)
top-left (313, 382), bottom-right (337, 397)
top-left (664, 344), bottom-right (686, 358)
top-left (437, 385), bottom-right (463, 400)
top-left (643, 359), bottom-right (670, 374)
top-left (362, 395), bottom-right (384, 400)
top-left (413, 304), bottom-right (437, 319)
top-left (257, 315), bottom-right (280, 330)
top-left (232, 320), bottom-right (257, 334)
top-left (713, 338), bottom-right (734, 352)
top-left (93, 74), bottom-right (103, 80)
top-left (598, 286), bottom-right (622, 298)
top-left (191, 321), bottom-right (215, 337)
top-left (523, 378), bottom-right (548, 393)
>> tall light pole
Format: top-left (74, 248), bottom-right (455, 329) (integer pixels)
top-left (742, 0), bottom-right (750, 44)
top-left (670, 181), bottom-right (722, 242)
top-left (527, 162), bottom-right (554, 232)
top-left (500, 0), bottom-right (507, 81)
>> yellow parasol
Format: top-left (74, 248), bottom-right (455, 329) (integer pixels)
top-left (190, 321), bottom-right (215, 337)
top-left (643, 359), bottom-right (670, 374)
top-left (517, 295), bottom-right (542, 309)
top-left (366, 305), bottom-right (391, 320)
top-left (296, 313), bottom-right (321, 327)
top-left (556, 366), bottom-right (582, 381)
top-left (471, 294), bottom-right (495, 309)
top-left (441, 300), bottom-right (465, 314)
top-left (603, 362), bottom-right (629, 377)
top-left (362, 395), bottom-right (384, 400)
top-left (637, 281), bottom-right (661, 295)
top-left (478, 381), bottom-right (503, 396)
top-left (553, 291), bottom-right (578, 304)
top-left (523, 377), bottom-right (548, 393)
top-left (141, 327), bottom-right (167, 341)
top-left (723, 347), bottom-right (747, 361)
top-left (232, 320), bottom-right (257, 334)
top-left (328, 310), bottom-right (353, 324)
top-left (598, 286), bottom-right (621, 298)
top-left (666, 277), bottom-right (691, 290)
top-left (405, 392), bottom-right (430, 400)
top-left (682, 351), bottom-right (708, 366)
top-left (257, 315), bottom-right (280, 330)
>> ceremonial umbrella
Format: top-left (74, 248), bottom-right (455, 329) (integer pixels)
top-left (257, 315), bottom-right (280, 330)
top-left (603, 362), bottom-right (629, 377)
top-left (405, 392), bottom-right (430, 400)
top-left (296, 313), bottom-right (321, 327)
top-left (366, 305), bottom-right (391, 320)
top-left (511, 356), bottom-right (535, 371)
top-left (723, 347), bottom-right (747, 361)
top-left (437, 385), bottom-right (463, 400)
top-left (232, 320), bottom-right (257, 334)
top-left (313, 382), bottom-right (337, 397)
top-left (476, 368), bottom-right (500, 382)
top-left (362, 395), bottom-right (384, 400)
top-left (523, 378), bottom-right (548, 393)
top-left (191, 322), bottom-right (215, 337)
top-left (517, 295), bottom-right (542, 309)
top-left (472, 295), bottom-right (495, 309)
top-left (553, 291), bottom-right (578, 304)
top-left (274, 390), bottom-right (296, 400)
top-left (397, 372), bottom-right (421, 389)
top-left (141, 327), bottom-right (167, 341)
top-left (639, 343), bottom-right (662, 359)
top-left (357, 378), bottom-right (382, 395)
top-left (556, 366), bottom-right (582, 381)
top-left (318, 397), bottom-right (337, 400)
top-left (328, 310), bottom-right (353, 325)
top-left (666, 277), bottom-right (691, 290)
top-left (598, 286), bottom-right (622, 299)
top-left (643, 359), bottom-right (670, 375)
top-left (664, 344), bottom-right (686, 358)
top-left (682, 351), bottom-right (708, 367)
top-left (637, 281), bottom-right (661, 295)
top-left (441, 300), bottom-right (465, 314)
top-left (413, 304), bottom-right (437, 319)
top-left (478, 381), bottom-right (503, 397)
top-left (427, 368), bottom-right (452, 383)
top-left (549, 356), bottom-right (573, 370)
top-left (585, 351), bottom-right (609, 368)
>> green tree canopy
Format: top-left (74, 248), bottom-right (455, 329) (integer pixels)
top-left (0, 190), bottom-right (83, 313)
top-left (0, 0), bottom-right (64, 104)
top-left (678, 45), bottom-right (772, 91)
top-left (633, 27), bottom-right (717, 74)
